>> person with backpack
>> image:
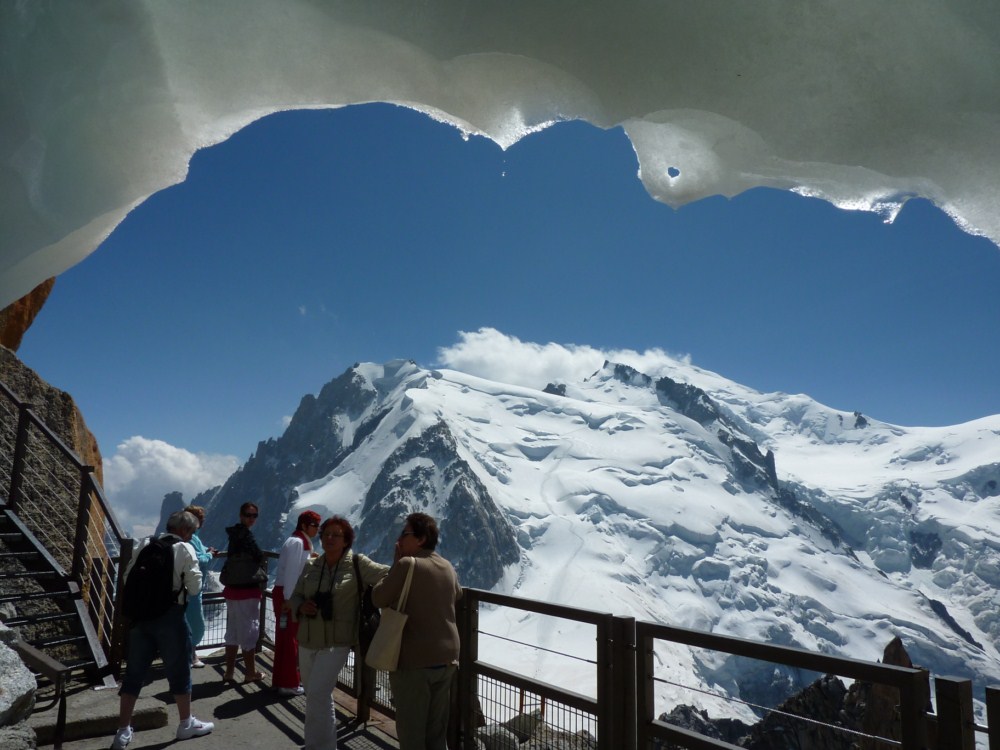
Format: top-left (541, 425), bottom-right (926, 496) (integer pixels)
top-left (111, 510), bottom-right (215, 750)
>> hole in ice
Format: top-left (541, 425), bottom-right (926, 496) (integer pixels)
top-left (667, 166), bottom-right (681, 178)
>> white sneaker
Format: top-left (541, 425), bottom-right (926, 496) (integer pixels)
top-left (277, 685), bottom-right (305, 697)
top-left (176, 716), bottom-right (215, 740)
top-left (110, 726), bottom-right (133, 750)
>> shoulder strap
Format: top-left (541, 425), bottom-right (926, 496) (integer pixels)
top-left (396, 557), bottom-right (415, 612)
top-left (353, 553), bottom-right (364, 598)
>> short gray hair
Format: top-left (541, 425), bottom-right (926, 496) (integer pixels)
top-left (167, 510), bottom-right (199, 536)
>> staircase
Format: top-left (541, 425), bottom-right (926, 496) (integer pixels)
top-left (0, 378), bottom-right (130, 696)
top-left (0, 504), bottom-right (111, 684)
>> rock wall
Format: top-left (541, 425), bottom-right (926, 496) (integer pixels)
top-left (0, 279), bottom-right (55, 353)
top-left (0, 624), bottom-right (38, 750)
top-left (0, 345), bottom-right (103, 485)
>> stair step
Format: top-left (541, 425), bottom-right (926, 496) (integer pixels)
top-left (29, 634), bottom-right (88, 649)
top-left (4, 611), bottom-right (76, 627)
top-left (0, 550), bottom-right (42, 559)
top-left (0, 589), bottom-right (74, 604)
top-left (0, 570), bottom-right (59, 579)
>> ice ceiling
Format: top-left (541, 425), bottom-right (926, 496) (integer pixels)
top-left (2, 1), bottom-right (998, 308)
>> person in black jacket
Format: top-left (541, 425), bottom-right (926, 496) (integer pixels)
top-left (222, 502), bottom-right (265, 683)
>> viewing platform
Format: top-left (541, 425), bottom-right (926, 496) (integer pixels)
top-left (30, 647), bottom-right (399, 750)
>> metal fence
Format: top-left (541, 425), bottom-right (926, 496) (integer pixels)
top-left (197, 584), bottom-right (395, 719)
top-left (0, 382), bottom-right (128, 685)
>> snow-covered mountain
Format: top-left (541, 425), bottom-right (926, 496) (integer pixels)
top-left (199, 356), bottom-right (1000, 720)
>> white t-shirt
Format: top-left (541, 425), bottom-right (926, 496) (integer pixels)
top-left (275, 533), bottom-right (313, 592)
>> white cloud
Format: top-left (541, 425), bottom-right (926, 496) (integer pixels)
top-left (103, 436), bottom-right (239, 535)
top-left (436, 328), bottom-right (691, 388)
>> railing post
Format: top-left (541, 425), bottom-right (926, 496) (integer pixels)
top-left (899, 668), bottom-right (931, 750)
top-left (458, 589), bottom-right (480, 749)
top-left (71, 468), bottom-right (95, 582)
top-left (257, 558), bottom-right (270, 653)
top-left (987, 686), bottom-right (1000, 750)
top-left (934, 676), bottom-right (974, 750)
top-left (596, 614), bottom-right (613, 750)
top-left (110, 536), bottom-right (135, 678)
top-left (635, 625), bottom-right (654, 750)
top-left (611, 616), bottom-right (636, 750)
top-left (8, 402), bottom-right (33, 512)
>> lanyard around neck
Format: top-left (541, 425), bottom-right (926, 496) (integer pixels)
top-left (316, 555), bottom-right (342, 594)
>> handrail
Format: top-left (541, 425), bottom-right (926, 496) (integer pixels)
top-left (13, 639), bottom-right (71, 749)
top-left (636, 620), bottom-right (931, 749)
top-left (0, 378), bottom-right (130, 683)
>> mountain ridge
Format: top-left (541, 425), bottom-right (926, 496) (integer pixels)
top-left (190, 355), bottom-right (1000, 719)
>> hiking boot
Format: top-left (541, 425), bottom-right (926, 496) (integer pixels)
top-left (110, 726), bottom-right (133, 750)
top-left (176, 716), bottom-right (214, 740)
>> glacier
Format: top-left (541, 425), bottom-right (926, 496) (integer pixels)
top-left (2, 1), bottom-right (999, 306)
top-left (196, 354), bottom-right (1000, 724)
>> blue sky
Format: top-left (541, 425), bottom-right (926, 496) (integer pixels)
top-left (18, 103), bottom-right (1000, 471)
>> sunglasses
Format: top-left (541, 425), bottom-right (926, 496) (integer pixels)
top-left (242, 513), bottom-right (259, 519)
top-left (399, 531), bottom-right (416, 538)
top-left (306, 522), bottom-right (319, 527)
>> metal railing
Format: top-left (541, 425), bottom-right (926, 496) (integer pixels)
top-left (3, 375), bottom-right (999, 747)
top-left (0, 381), bottom-right (128, 684)
top-left (637, 620), bottom-right (933, 749)
top-left (196, 567), bottom-right (395, 721)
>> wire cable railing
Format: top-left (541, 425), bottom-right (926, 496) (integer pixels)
top-left (652, 672), bottom-right (902, 748)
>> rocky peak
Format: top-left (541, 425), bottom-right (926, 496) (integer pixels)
top-left (356, 419), bottom-right (519, 590)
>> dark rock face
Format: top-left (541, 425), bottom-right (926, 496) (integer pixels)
top-left (357, 421), bottom-right (519, 590)
top-left (654, 374), bottom-right (720, 424)
top-left (0, 278), bottom-right (54, 352)
top-left (909, 530), bottom-right (942, 568)
top-left (656, 705), bottom-right (751, 748)
top-left (926, 597), bottom-right (983, 649)
top-left (717, 427), bottom-right (778, 492)
top-left (658, 638), bottom-right (922, 749)
top-left (612, 362), bottom-right (653, 389)
top-left (196, 362), bottom-right (519, 591)
top-left (153, 491), bottom-right (186, 535)
top-left (543, 382), bottom-right (567, 397)
top-left (741, 673), bottom-right (859, 750)
top-left (199, 365), bottom-right (389, 548)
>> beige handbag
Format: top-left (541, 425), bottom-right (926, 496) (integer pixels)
top-left (365, 558), bottom-right (415, 671)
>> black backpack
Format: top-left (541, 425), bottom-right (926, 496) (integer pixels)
top-left (122, 534), bottom-right (184, 623)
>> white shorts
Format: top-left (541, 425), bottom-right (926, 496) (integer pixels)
top-left (224, 597), bottom-right (261, 651)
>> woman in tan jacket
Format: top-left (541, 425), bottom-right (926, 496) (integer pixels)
top-left (288, 516), bottom-right (388, 750)
top-left (372, 512), bottom-right (462, 750)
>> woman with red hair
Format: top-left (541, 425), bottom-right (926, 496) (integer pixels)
top-left (289, 516), bottom-right (388, 749)
top-left (271, 509), bottom-right (321, 696)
